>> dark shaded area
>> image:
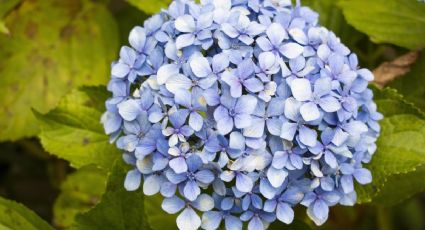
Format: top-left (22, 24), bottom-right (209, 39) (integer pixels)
top-left (0, 139), bottom-right (71, 222)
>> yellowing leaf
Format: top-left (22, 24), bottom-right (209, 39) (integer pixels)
top-left (0, 0), bottom-right (119, 141)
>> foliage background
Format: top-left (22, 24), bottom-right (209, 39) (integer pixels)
top-left (0, 0), bottom-right (424, 229)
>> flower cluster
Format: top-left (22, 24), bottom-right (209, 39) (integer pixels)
top-left (102, 0), bottom-right (382, 229)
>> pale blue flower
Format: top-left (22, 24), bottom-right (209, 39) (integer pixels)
top-left (104, 0), bottom-right (382, 228)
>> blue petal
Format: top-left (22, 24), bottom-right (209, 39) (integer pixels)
top-left (184, 180), bottom-right (201, 201)
top-left (175, 15), bottom-right (196, 33)
top-left (111, 62), bottom-right (130, 78)
top-left (169, 110), bottom-right (189, 128)
top-left (195, 169), bottom-right (215, 184)
top-left (143, 174), bottom-right (162, 196)
top-left (221, 197), bottom-right (234, 210)
top-left (157, 64), bottom-right (179, 85)
top-left (340, 175), bottom-right (354, 193)
top-left (202, 211), bottom-right (222, 230)
top-left (124, 169), bottom-right (141, 191)
top-left (299, 125), bottom-right (317, 147)
top-left (244, 78), bottom-right (264, 93)
top-left (267, 23), bottom-right (286, 45)
top-left (319, 96), bottom-right (341, 113)
top-left (190, 56), bottom-right (212, 78)
top-left (300, 102), bottom-right (320, 121)
top-left (267, 166), bottom-right (288, 188)
top-left (118, 100), bottom-right (142, 121)
top-left (169, 157), bottom-right (188, 174)
top-left (160, 182), bottom-right (177, 198)
top-left (129, 26), bottom-right (146, 52)
top-left (165, 74), bottom-right (193, 93)
top-left (189, 112), bottom-right (204, 132)
top-left (309, 199), bottom-right (329, 226)
top-left (353, 168), bottom-right (372, 184)
top-left (176, 33), bottom-right (196, 49)
top-left (276, 202), bottom-right (294, 224)
top-left (280, 122), bottom-right (297, 141)
top-left (235, 95), bottom-right (257, 114)
top-left (280, 43), bottom-right (304, 59)
top-left (221, 23), bottom-right (239, 38)
top-left (290, 78), bottom-right (312, 102)
top-left (192, 194), bottom-right (215, 211)
top-left (162, 196), bottom-right (185, 214)
top-left (248, 216), bottom-right (263, 230)
top-left (177, 207), bottom-right (201, 230)
top-left (174, 89), bottom-right (192, 108)
top-left (236, 173), bottom-right (253, 193)
top-left (225, 215), bottom-right (243, 230)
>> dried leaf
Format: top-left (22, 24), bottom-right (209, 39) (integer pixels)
top-left (373, 51), bottom-right (419, 87)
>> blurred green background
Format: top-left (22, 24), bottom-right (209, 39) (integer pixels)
top-left (0, 0), bottom-right (424, 229)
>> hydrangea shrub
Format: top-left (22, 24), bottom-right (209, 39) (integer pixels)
top-left (102, 0), bottom-right (382, 229)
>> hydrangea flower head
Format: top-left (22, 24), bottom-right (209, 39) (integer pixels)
top-left (102, 0), bottom-right (382, 229)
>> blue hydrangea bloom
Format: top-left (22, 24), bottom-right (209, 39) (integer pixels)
top-left (102, 0), bottom-right (382, 229)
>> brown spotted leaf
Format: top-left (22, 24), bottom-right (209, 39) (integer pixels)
top-left (0, 0), bottom-right (119, 141)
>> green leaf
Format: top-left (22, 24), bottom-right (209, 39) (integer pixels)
top-left (113, 3), bottom-right (149, 45)
top-left (144, 194), bottom-right (177, 230)
top-left (371, 86), bottom-right (425, 118)
top-left (0, 0), bottom-right (119, 141)
top-left (389, 51), bottom-right (425, 111)
top-left (268, 219), bottom-right (312, 230)
top-left (73, 160), bottom-right (151, 230)
top-left (339, 0), bottom-right (425, 49)
top-left (372, 165), bottom-right (425, 206)
top-left (126, 0), bottom-right (171, 14)
top-left (0, 0), bottom-right (21, 17)
top-left (0, 196), bottom-right (53, 230)
top-left (35, 86), bottom-right (120, 170)
top-left (356, 88), bottom-right (425, 203)
top-left (53, 165), bottom-right (107, 229)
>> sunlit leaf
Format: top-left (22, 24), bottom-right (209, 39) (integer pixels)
top-left (35, 86), bottom-right (120, 170)
top-left (126, 0), bottom-right (171, 14)
top-left (339, 0), bottom-right (425, 49)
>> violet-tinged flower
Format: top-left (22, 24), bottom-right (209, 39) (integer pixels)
top-left (162, 110), bottom-right (194, 146)
top-left (221, 14), bottom-right (265, 45)
top-left (222, 59), bottom-right (264, 98)
top-left (213, 93), bottom-right (257, 135)
top-left (111, 46), bottom-right (142, 82)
